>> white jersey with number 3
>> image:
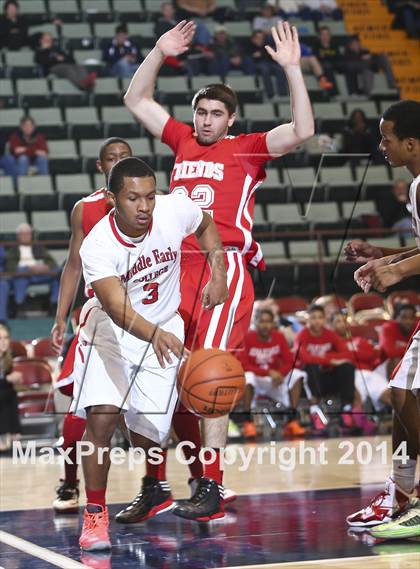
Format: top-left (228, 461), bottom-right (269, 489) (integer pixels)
top-left (79, 194), bottom-right (203, 328)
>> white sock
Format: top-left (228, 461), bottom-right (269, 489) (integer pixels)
top-left (391, 458), bottom-right (417, 494)
top-left (310, 404), bottom-right (320, 414)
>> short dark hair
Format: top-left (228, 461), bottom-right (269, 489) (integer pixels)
top-left (115, 24), bottom-right (127, 35)
top-left (4, 1), bottom-right (18, 14)
top-left (257, 309), bottom-right (275, 321)
top-left (192, 84), bottom-right (238, 116)
top-left (394, 303), bottom-right (416, 318)
top-left (20, 115), bottom-right (34, 126)
top-left (108, 157), bottom-right (155, 195)
top-left (382, 100), bottom-right (420, 140)
top-left (99, 137), bottom-right (132, 162)
top-left (319, 25), bottom-right (330, 33)
top-left (308, 304), bottom-right (325, 315)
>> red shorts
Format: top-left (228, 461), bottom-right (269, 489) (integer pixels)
top-left (179, 251), bottom-right (254, 353)
top-left (55, 334), bottom-right (78, 397)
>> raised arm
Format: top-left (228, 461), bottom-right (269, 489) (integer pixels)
top-left (265, 22), bottom-right (315, 156)
top-left (51, 200), bottom-right (84, 353)
top-left (124, 20), bottom-right (196, 139)
top-left (194, 212), bottom-right (228, 310)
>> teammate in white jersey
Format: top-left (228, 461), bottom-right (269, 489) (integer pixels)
top-left (74, 157), bottom-right (228, 551)
top-left (344, 100), bottom-right (420, 539)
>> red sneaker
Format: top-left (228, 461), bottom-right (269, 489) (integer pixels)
top-left (346, 478), bottom-right (413, 527)
top-left (310, 411), bottom-right (327, 433)
top-left (79, 504), bottom-right (111, 551)
top-left (341, 412), bottom-right (354, 429)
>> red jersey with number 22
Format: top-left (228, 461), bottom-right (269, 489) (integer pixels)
top-left (161, 117), bottom-right (272, 268)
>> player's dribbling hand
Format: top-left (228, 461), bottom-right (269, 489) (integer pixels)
top-left (152, 328), bottom-right (190, 368)
top-left (265, 21), bottom-right (300, 68)
top-left (51, 319), bottom-right (66, 354)
top-left (156, 20), bottom-right (196, 57)
top-left (201, 278), bottom-right (229, 310)
top-left (344, 240), bottom-right (383, 263)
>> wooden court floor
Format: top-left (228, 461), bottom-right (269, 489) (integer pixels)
top-left (1, 436), bottom-right (419, 568)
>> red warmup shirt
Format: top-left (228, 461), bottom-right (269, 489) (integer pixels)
top-left (294, 327), bottom-right (351, 369)
top-left (379, 320), bottom-right (417, 361)
top-left (344, 336), bottom-right (380, 371)
top-left (8, 130), bottom-right (48, 159)
top-left (81, 188), bottom-right (113, 235)
top-left (161, 116), bottom-right (272, 269)
top-left (242, 330), bottom-right (294, 377)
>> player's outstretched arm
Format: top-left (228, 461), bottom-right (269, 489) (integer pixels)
top-left (194, 212), bottom-right (229, 310)
top-left (51, 201), bottom-right (84, 353)
top-left (265, 21), bottom-right (315, 156)
top-left (344, 239), bottom-right (417, 263)
top-left (124, 20), bottom-right (195, 139)
top-left (92, 277), bottom-right (187, 367)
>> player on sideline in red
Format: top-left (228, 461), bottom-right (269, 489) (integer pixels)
top-left (50, 137), bottom-right (133, 513)
top-left (120, 19), bottom-right (314, 522)
top-left (73, 157), bottom-right (228, 551)
top-left (345, 100), bottom-right (420, 539)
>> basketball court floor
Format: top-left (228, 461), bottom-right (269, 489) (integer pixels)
top-left (1, 437), bottom-right (419, 568)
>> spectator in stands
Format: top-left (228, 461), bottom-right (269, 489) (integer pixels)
top-left (299, 0), bottom-right (343, 21)
top-left (8, 116), bottom-right (49, 177)
top-left (331, 312), bottom-right (389, 431)
top-left (388, 0), bottom-right (420, 39)
top-left (300, 42), bottom-right (334, 90)
top-left (155, 2), bottom-right (178, 37)
top-left (0, 131), bottom-right (16, 182)
top-left (344, 35), bottom-right (396, 95)
top-left (0, 0), bottom-right (28, 50)
top-left (243, 30), bottom-right (287, 99)
top-left (252, 4), bottom-right (281, 36)
top-left (294, 304), bottom-right (356, 433)
top-left (35, 32), bottom-right (96, 91)
top-left (175, 0), bottom-right (230, 23)
top-left (102, 24), bottom-right (142, 78)
top-left (207, 25), bottom-right (254, 76)
top-left (240, 309), bottom-right (306, 439)
top-left (0, 247), bottom-right (10, 323)
top-left (6, 223), bottom-right (60, 315)
top-left (377, 179), bottom-right (413, 236)
top-left (341, 109), bottom-right (378, 159)
top-left (379, 303), bottom-right (417, 376)
top-left (0, 323), bottom-right (22, 452)
top-left (268, 0), bottom-right (300, 19)
top-left (313, 25), bottom-right (343, 95)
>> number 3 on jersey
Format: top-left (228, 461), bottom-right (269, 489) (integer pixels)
top-left (173, 184), bottom-right (214, 217)
top-left (143, 283), bottom-right (159, 305)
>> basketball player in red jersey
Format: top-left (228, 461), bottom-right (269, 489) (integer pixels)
top-left (118, 20), bottom-right (314, 522)
top-left (50, 138), bottom-right (133, 512)
top-left (344, 100), bottom-right (420, 539)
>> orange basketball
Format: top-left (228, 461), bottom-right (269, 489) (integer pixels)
top-left (177, 348), bottom-right (245, 418)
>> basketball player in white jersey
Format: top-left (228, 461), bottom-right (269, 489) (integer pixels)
top-left (345, 100), bottom-right (420, 539)
top-left (72, 157), bottom-right (228, 551)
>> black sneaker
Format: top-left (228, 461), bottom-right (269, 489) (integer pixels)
top-left (52, 479), bottom-right (80, 513)
top-left (173, 477), bottom-right (224, 521)
top-left (115, 476), bottom-right (173, 524)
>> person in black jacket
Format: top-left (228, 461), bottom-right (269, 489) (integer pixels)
top-left (0, 0), bottom-right (27, 50)
top-left (342, 109), bottom-right (378, 160)
top-left (35, 32), bottom-right (96, 90)
top-left (102, 25), bottom-right (142, 78)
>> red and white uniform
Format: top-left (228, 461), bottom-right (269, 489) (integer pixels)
top-left (56, 189), bottom-right (112, 395)
top-left (70, 194), bottom-right (203, 443)
top-left (379, 320), bottom-right (416, 362)
top-left (294, 327), bottom-right (351, 369)
top-left (345, 336), bottom-right (388, 408)
top-left (391, 174), bottom-right (420, 392)
top-left (162, 117), bottom-right (272, 352)
top-left (241, 330), bottom-right (306, 406)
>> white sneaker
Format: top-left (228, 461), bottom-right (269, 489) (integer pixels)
top-left (53, 479), bottom-right (79, 513)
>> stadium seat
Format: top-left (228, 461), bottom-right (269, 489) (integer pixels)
top-left (31, 337), bottom-right (56, 358)
top-left (81, 0), bottom-right (111, 17)
top-left (49, 0), bottom-right (79, 21)
top-left (61, 22), bottom-right (92, 40)
top-left (115, 0), bottom-right (143, 19)
top-left (49, 140), bottom-right (80, 174)
top-left (10, 340), bottom-right (28, 358)
top-left (12, 358), bottom-right (53, 388)
top-left (366, 236), bottom-right (403, 249)
top-left (101, 106), bottom-right (139, 137)
top-left (288, 240), bottom-right (325, 262)
top-left (49, 249), bottom-right (69, 267)
top-left (31, 210), bottom-right (70, 237)
top-left (0, 78), bottom-right (14, 99)
top-left (65, 106), bottom-right (101, 138)
top-left (93, 77), bottom-right (121, 106)
top-left (73, 49), bottom-right (102, 65)
top-left (16, 79), bottom-right (51, 107)
top-left (173, 105), bottom-right (194, 123)
top-left (157, 76), bottom-right (190, 104)
top-left (244, 103), bottom-right (277, 130)
top-left (223, 21), bottom-right (252, 38)
top-left (29, 108), bottom-right (63, 128)
top-left (128, 22), bottom-right (157, 38)
top-left (386, 290), bottom-right (420, 314)
top-left (313, 102), bottom-right (345, 131)
top-left (341, 200), bottom-right (377, 220)
top-left (253, 203), bottom-right (266, 225)
top-left (285, 167), bottom-right (324, 203)
top-left (346, 101), bottom-right (378, 119)
top-left (371, 73), bottom-right (399, 98)
top-left (29, 23), bottom-right (58, 37)
top-left (94, 22), bottom-right (119, 39)
top-left (289, 19), bottom-right (316, 36)
top-left (355, 164), bottom-right (390, 187)
top-left (320, 166), bottom-right (358, 202)
top-left (56, 174), bottom-right (92, 194)
top-left (155, 171), bottom-right (168, 192)
top-left (51, 78), bottom-right (88, 107)
top-left (349, 292), bottom-right (384, 314)
top-left (267, 203), bottom-right (305, 226)
top-left (0, 177), bottom-right (18, 211)
top-left (0, 211), bottom-right (28, 237)
top-left (326, 239), bottom-right (346, 260)
top-left (191, 76), bottom-right (222, 91)
top-left (225, 76), bottom-right (260, 103)
top-left (18, 0), bottom-right (46, 15)
top-left (303, 202), bottom-right (341, 225)
top-left (18, 176), bottom-right (56, 211)
top-left (349, 323), bottom-right (379, 343)
top-left (276, 296), bottom-right (307, 314)
top-left (154, 140), bottom-right (175, 170)
top-left (390, 167), bottom-right (413, 183)
top-left (260, 241), bottom-right (286, 263)
top-left (0, 108), bottom-right (25, 129)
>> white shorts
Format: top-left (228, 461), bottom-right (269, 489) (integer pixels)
top-left (354, 369), bottom-right (389, 408)
top-left (390, 335), bottom-right (420, 394)
top-left (70, 298), bottom-right (184, 444)
top-left (245, 369), bottom-right (306, 408)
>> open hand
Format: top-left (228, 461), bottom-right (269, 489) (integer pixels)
top-left (152, 328), bottom-right (189, 368)
top-left (156, 20), bottom-right (196, 57)
top-left (265, 21), bottom-right (300, 68)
